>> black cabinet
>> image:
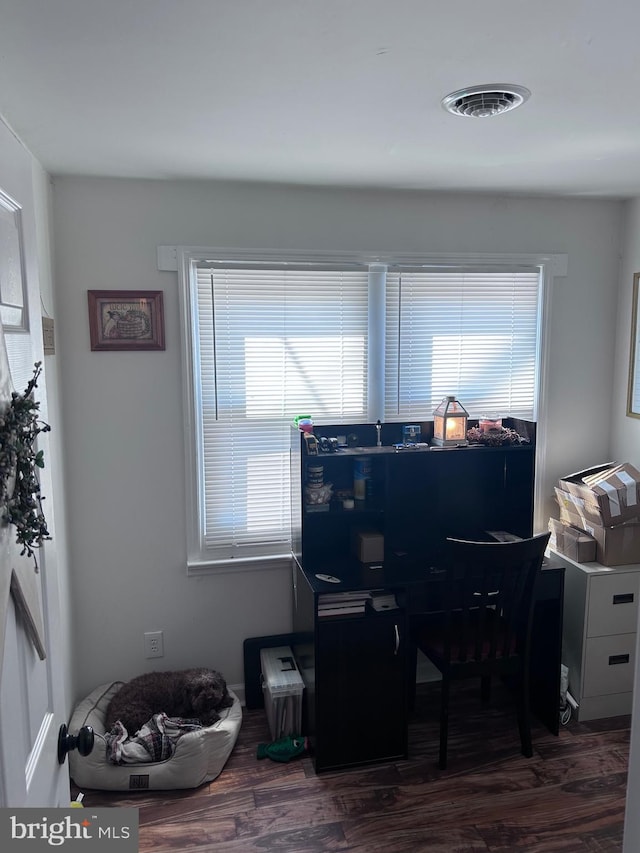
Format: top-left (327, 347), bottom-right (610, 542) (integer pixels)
top-left (292, 557), bottom-right (409, 772)
top-left (314, 603), bottom-right (407, 772)
top-left (290, 421), bottom-right (538, 772)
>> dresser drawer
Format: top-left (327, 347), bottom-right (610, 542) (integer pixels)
top-left (587, 573), bottom-right (640, 637)
top-left (583, 634), bottom-right (636, 697)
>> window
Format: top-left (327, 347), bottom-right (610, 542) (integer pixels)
top-left (189, 260), bottom-right (369, 567)
top-left (384, 268), bottom-right (541, 420)
top-left (177, 250), bottom-right (554, 573)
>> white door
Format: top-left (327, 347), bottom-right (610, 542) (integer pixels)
top-left (0, 120), bottom-right (69, 807)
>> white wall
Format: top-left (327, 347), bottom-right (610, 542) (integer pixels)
top-left (612, 199), bottom-right (640, 463)
top-left (614, 198), bottom-right (640, 853)
top-left (51, 177), bottom-right (624, 701)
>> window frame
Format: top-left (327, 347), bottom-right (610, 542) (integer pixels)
top-left (173, 246), bottom-right (566, 575)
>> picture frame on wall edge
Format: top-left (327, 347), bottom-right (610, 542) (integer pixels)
top-left (87, 290), bottom-right (165, 351)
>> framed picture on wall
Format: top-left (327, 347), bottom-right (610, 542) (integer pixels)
top-left (88, 290), bottom-right (165, 351)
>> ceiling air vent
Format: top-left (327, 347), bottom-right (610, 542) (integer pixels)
top-left (441, 84), bottom-right (531, 118)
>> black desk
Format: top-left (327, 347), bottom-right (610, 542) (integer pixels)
top-left (286, 555), bottom-right (564, 772)
top-left (261, 422), bottom-right (563, 771)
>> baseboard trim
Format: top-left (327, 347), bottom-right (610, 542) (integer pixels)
top-left (230, 683), bottom-right (246, 706)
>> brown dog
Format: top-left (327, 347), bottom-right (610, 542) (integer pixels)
top-left (105, 668), bottom-right (234, 734)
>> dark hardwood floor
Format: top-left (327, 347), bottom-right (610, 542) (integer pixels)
top-left (71, 681), bottom-right (629, 852)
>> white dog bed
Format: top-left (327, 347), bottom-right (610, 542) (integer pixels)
top-left (68, 681), bottom-right (242, 791)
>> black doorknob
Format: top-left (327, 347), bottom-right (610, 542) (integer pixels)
top-left (57, 723), bottom-right (94, 765)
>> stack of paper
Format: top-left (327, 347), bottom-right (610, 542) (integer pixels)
top-left (318, 591), bottom-right (369, 617)
top-left (369, 591), bottom-right (398, 611)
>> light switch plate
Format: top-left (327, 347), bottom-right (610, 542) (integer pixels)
top-left (42, 317), bottom-right (55, 355)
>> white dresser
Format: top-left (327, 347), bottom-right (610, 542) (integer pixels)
top-left (551, 549), bottom-right (640, 720)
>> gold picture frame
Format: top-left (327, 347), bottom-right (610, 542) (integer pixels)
top-left (627, 273), bottom-right (640, 417)
top-left (88, 290), bottom-right (165, 351)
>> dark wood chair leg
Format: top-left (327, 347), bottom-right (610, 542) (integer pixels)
top-left (481, 675), bottom-right (491, 702)
top-left (517, 672), bottom-right (533, 758)
top-left (439, 677), bottom-right (450, 770)
top-left (407, 642), bottom-right (418, 715)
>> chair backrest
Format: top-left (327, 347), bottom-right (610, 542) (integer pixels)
top-left (437, 532), bottom-right (551, 668)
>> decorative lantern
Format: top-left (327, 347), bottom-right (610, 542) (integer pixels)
top-left (432, 395), bottom-right (468, 446)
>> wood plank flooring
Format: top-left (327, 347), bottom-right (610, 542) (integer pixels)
top-left (71, 681), bottom-right (629, 852)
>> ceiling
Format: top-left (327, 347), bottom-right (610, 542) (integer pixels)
top-left (2, 1), bottom-right (640, 198)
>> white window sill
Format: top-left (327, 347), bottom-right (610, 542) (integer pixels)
top-left (186, 553), bottom-right (293, 577)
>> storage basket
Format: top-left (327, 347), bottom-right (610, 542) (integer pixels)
top-left (260, 646), bottom-right (304, 740)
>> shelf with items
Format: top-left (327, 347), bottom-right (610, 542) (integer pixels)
top-left (304, 501), bottom-right (383, 515)
top-left (317, 590), bottom-right (371, 618)
top-left (302, 450), bottom-right (387, 513)
top-left (316, 588), bottom-right (400, 619)
top-left (291, 421), bottom-right (537, 580)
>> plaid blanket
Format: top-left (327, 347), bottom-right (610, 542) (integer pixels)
top-left (105, 713), bottom-right (203, 764)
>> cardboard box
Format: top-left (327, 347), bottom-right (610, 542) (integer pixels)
top-left (556, 502), bottom-right (640, 566)
top-left (554, 487), bottom-right (607, 529)
top-left (548, 517), bottom-right (597, 563)
top-left (351, 529), bottom-right (384, 563)
top-left (260, 646), bottom-right (304, 740)
top-left (558, 462), bottom-right (640, 526)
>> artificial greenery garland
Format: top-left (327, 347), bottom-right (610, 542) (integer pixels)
top-left (0, 362), bottom-right (51, 571)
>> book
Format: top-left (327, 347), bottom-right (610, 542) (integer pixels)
top-left (318, 591), bottom-right (369, 617)
top-left (318, 605), bottom-right (366, 617)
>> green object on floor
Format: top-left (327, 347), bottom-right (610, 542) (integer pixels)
top-left (256, 735), bottom-right (308, 763)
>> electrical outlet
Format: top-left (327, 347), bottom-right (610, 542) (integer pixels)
top-left (144, 631), bottom-right (164, 658)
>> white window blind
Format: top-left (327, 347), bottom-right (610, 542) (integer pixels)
top-left (195, 264), bottom-right (369, 561)
top-left (384, 268), bottom-right (541, 421)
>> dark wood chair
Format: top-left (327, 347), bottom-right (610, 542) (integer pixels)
top-left (410, 532), bottom-right (551, 769)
